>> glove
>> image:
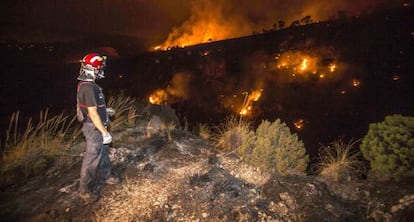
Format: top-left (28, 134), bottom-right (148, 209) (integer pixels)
top-left (102, 132), bottom-right (112, 144)
top-left (106, 107), bottom-right (116, 117)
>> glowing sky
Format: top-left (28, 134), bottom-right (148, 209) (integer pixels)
top-left (1, 0), bottom-right (398, 45)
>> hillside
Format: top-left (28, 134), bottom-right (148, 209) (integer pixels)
top-left (108, 5), bottom-right (413, 157)
top-left (0, 114), bottom-right (413, 221)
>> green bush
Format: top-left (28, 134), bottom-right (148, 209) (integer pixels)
top-left (360, 114), bottom-right (414, 180)
top-left (239, 119), bottom-right (309, 175)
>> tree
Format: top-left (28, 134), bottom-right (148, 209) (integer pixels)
top-left (278, 20), bottom-right (285, 29)
top-left (300, 16), bottom-right (313, 25)
top-left (239, 119), bottom-right (309, 175)
top-left (360, 114), bottom-right (414, 180)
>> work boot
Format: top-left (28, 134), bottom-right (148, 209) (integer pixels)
top-left (79, 192), bottom-right (99, 203)
top-left (105, 176), bottom-right (121, 185)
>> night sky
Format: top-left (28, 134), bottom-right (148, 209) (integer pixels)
top-left (1, 0), bottom-right (393, 46)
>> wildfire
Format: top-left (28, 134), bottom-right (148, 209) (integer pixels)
top-left (275, 52), bottom-right (321, 76)
top-left (293, 119), bottom-right (305, 130)
top-left (148, 89), bottom-right (169, 105)
top-left (393, 75), bottom-right (400, 81)
top-left (329, 63), bottom-right (336, 72)
top-left (300, 58), bottom-right (309, 71)
top-left (352, 79), bottom-right (361, 87)
top-left (148, 72), bottom-right (191, 105)
top-left (239, 89), bottom-right (263, 116)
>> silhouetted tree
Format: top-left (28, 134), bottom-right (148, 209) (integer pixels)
top-left (337, 10), bottom-right (347, 20)
top-left (300, 15), bottom-right (313, 25)
top-left (290, 20), bottom-right (300, 27)
top-left (278, 20), bottom-right (285, 29)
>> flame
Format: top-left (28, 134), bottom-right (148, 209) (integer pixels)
top-left (149, 89), bottom-right (169, 105)
top-left (148, 72), bottom-right (192, 105)
top-left (300, 58), bottom-right (309, 71)
top-left (329, 63), bottom-right (336, 72)
top-left (393, 75), bottom-right (400, 81)
top-left (153, 45), bottom-right (162, 51)
top-left (154, 17), bottom-right (230, 50)
top-left (239, 89), bottom-right (263, 116)
top-left (275, 52), bottom-right (319, 75)
top-left (352, 79), bottom-right (361, 87)
top-left (201, 50), bottom-right (210, 56)
top-left (293, 119), bottom-right (305, 130)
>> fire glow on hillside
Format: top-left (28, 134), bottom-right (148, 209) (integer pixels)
top-left (272, 50), bottom-right (338, 81)
top-left (148, 45), bottom-right (350, 119)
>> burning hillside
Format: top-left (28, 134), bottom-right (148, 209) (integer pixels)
top-left (153, 0), bottom-right (393, 50)
top-left (148, 44), bottom-right (348, 120)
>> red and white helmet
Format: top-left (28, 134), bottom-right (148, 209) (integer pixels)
top-left (78, 53), bottom-right (107, 81)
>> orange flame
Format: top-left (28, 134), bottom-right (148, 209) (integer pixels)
top-left (293, 119), bottom-right (305, 130)
top-left (329, 63), bottom-right (336, 72)
top-left (352, 79), bottom-right (361, 87)
top-left (148, 89), bottom-right (169, 105)
top-left (300, 58), bottom-right (309, 71)
top-left (393, 75), bottom-right (400, 81)
top-left (276, 52), bottom-right (318, 75)
top-left (239, 89), bottom-right (263, 116)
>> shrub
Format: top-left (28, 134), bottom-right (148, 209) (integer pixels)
top-left (240, 119), bottom-right (309, 175)
top-left (316, 139), bottom-right (365, 182)
top-left (360, 114), bottom-right (414, 180)
top-left (214, 116), bottom-right (252, 152)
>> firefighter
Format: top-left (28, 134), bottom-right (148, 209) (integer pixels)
top-left (76, 53), bottom-right (120, 202)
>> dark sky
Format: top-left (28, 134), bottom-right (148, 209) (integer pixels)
top-left (1, 0), bottom-right (396, 46)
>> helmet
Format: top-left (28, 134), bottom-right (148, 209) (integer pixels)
top-left (78, 53), bottom-right (107, 81)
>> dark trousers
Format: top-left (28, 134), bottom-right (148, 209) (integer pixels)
top-left (79, 122), bottom-right (111, 193)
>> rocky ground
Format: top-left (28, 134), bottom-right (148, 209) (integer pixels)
top-left (1, 122), bottom-right (413, 221)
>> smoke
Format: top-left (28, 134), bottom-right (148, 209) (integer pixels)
top-left (166, 72), bottom-right (192, 100)
top-left (148, 72), bottom-right (192, 105)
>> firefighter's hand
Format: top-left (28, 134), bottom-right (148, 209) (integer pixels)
top-left (102, 132), bottom-right (112, 144)
top-left (106, 107), bottom-right (116, 117)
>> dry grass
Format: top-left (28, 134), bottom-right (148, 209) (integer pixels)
top-left (1, 110), bottom-right (81, 177)
top-left (165, 122), bottom-right (176, 142)
top-left (107, 94), bottom-right (140, 131)
top-left (316, 139), bottom-right (365, 182)
top-left (197, 123), bottom-right (212, 140)
top-left (213, 116), bottom-right (251, 152)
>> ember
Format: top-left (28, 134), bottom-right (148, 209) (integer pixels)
top-left (329, 64), bottom-right (336, 72)
top-left (352, 79), bottom-right (361, 87)
top-left (393, 75), bottom-right (400, 81)
top-left (293, 119), bottom-right (305, 130)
